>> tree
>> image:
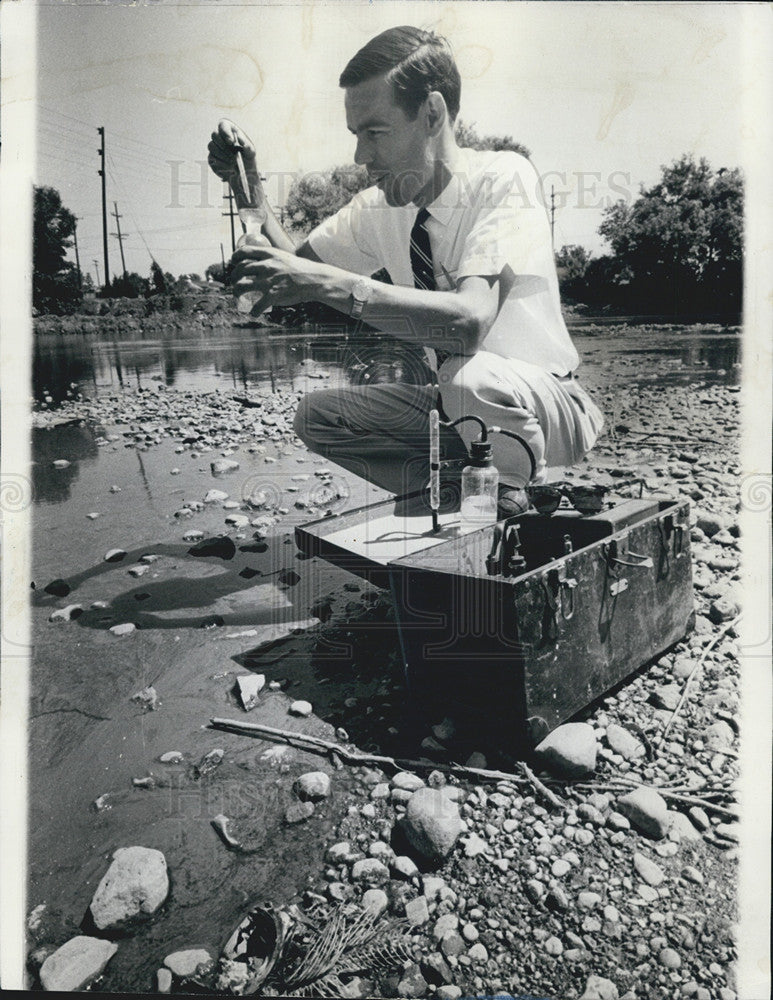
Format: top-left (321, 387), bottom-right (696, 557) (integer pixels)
top-left (150, 260), bottom-right (168, 294)
top-left (109, 271), bottom-right (150, 299)
top-left (205, 261), bottom-right (228, 283)
top-left (598, 155), bottom-right (743, 316)
top-left (454, 119), bottom-right (531, 159)
top-left (555, 244), bottom-right (593, 301)
top-left (284, 163), bottom-right (370, 235)
top-left (33, 186), bottom-right (82, 314)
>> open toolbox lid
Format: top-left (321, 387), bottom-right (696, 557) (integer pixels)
top-left (295, 491), bottom-right (669, 589)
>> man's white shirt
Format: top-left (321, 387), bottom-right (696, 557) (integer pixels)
top-left (308, 147), bottom-right (579, 376)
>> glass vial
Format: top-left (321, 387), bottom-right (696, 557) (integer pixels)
top-left (235, 206), bottom-right (270, 314)
top-left (460, 439), bottom-right (499, 528)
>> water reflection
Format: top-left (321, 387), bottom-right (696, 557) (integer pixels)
top-left (32, 422), bottom-right (101, 504)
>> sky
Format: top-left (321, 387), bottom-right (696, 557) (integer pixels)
top-left (30, 0), bottom-right (752, 282)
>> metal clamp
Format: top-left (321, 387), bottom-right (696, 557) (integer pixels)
top-left (557, 565), bottom-right (577, 619)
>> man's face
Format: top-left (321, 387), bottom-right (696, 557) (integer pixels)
top-left (345, 74), bottom-right (432, 207)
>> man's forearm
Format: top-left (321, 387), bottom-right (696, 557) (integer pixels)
top-left (262, 206), bottom-right (296, 254)
top-left (314, 268), bottom-right (492, 355)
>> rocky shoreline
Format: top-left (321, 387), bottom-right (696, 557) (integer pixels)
top-left (27, 345), bottom-right (744, 998)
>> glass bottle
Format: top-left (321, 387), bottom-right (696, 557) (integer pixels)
top-left (460, 440), bottom-right (499, 528)
top-left (235, 206), bottom-right (270, 314)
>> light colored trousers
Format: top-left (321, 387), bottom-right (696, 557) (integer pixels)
top-left (293, 349), bottom-right (605, 496)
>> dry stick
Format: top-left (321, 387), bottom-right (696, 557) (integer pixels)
top-left (209, 717), bottom-right (563, 807)
top-left (210, 720), bottom-right (732, 815)
top-left (656, 613), bottom-right (742, 749)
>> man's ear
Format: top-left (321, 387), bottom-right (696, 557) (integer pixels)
top-left (425, 91), bottom-right (447, 135)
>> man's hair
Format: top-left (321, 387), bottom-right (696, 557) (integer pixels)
top-left (339, 26), bottom-right (461, 123)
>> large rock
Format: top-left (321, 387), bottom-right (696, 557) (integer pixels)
top-left (89, 846), bottom-right (169, 930)
top-left (580, 974), bottom-right (619, 1000)
top-left (401, 788), bottom-right (463, 862)
top-left (40, 936), bottom-right (118, 991)
top-left (617, 787), bottom-right (670, 839)
top-left (534, 723), bottom-right (597, 778)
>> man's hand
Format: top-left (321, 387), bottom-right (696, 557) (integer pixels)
top-left (230, 244), bottom-right (335, 310)
top-left (207, 119), bottom-right (263, 207)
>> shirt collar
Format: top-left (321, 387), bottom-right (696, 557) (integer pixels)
top-left (418, 149), bottom-right (468, 227)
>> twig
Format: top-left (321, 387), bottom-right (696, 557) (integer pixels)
top-left (519, 761), bottom-right (564, 810)
top-left (656, 614), bottom-right (742, 748)
top-left (209, 717), bottom-right (563, 806)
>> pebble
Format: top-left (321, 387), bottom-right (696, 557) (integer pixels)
top-left (224, 514), bottom-right (249, 528)
top-left (39, 936), bottom-right (118, 992)
top-left (294, 771), bottom-right (331, 801)
top-left (156, 967), bottom-right (173, 993)
top-left (391, 771), bottom-right (425, 791)
top-left (49, 604), bottom-right (83, 623)
top-left (578, 891), bottom-right (602, 909)
top-left (534, 722), bottom-right (597, 777)
top-left (633, 852), bottom-right (666, 886)
top-left (617, 786), bottom-right (670, 839)
top-left (104, 548), bottom-right (127, 562)
top-left (351, 859), bottom-right (389, 884)
top-left (285, 801), bottom-right (315, 824)
top-left (436, 988), bottom-right (462, 1000)
top-left (651, 683), bottom-right (681, 711)
top-left (391, 855), bottom-right (419, 879)
top-left (551, 858), bottom-right (571, 878)
top-left (405, 896), bottom-right (430, 926)
top-left (682, 865), bottom-right (703, 884)
top-left (236, 673), bottom-right (265, 710)
top-left (467, 942), bottom-right (488, 963)
top-left (544, 935), bottom-right (563, 956)
top-left (203, 489), bottom-right (229, 503)
top-left (130, 685), bottom-right (158, 710)
top-left (210, 458), bottom-right (240, 476)
top-left (159, 751), bottom-right (184, 764)
top-left (461, 922), bottom-right (479, 942)
top-left (688, 806), bottom-right (711, 832)
top-left (289, 700), bottom-right (312, 717)
top-left (580, 974), bottom-right (620, 999)
top-left (361, 888), bottom-right (388, 917)
top-left (86, 512), bottom-right (100, 519)
top-left (605, 723), bottom-right (645, 760)
top-left (659, 947), bottom-right (682, 969)
top-left (163, 948), bottom-right (214, 978)
top-left (432, 913), bottom-right (459, 940)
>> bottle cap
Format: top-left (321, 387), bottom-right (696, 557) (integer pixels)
top-left (469, 440), bottom-right (493, 467)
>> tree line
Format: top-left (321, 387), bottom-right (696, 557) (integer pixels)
top-left (34, 124), bottom-right (742, 321)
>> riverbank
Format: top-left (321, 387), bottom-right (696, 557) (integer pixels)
top-left (26, 332), bottom-right (745, 997)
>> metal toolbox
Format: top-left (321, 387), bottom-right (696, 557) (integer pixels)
top-left (296, 495), bottom-right (694, 748)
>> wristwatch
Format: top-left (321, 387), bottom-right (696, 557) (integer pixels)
top-left (350, 277), bottom-right (372, 319)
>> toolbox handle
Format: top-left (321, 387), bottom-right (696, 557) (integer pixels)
top-left (609, 549), bottom-right (653, 569)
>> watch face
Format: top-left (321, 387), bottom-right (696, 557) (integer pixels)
top-left (352, 278), bottom-right (371, 301)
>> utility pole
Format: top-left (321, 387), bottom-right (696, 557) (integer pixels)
top-left (549, 184), bottom-right (556, 252)
top-left (110, 202), bottom-right (128, 279)
top-left (220, 242), bottom-right (226, 270)
top-left (97, 127), bottom-right (110, 290)
top-left (73, 218), bottom-right (83, 291)
top-left (93, 259), bottom-right (101, 287)
top-left (222, 184), bottom-right (237, 253)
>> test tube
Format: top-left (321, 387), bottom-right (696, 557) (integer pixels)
top-left (430, 408), bottom-right (440, 530)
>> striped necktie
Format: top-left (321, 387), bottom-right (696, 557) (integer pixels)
top-left (410, 207), bottom-right (436, 291)
top-left (410, 207), bottom-right (452, 370)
